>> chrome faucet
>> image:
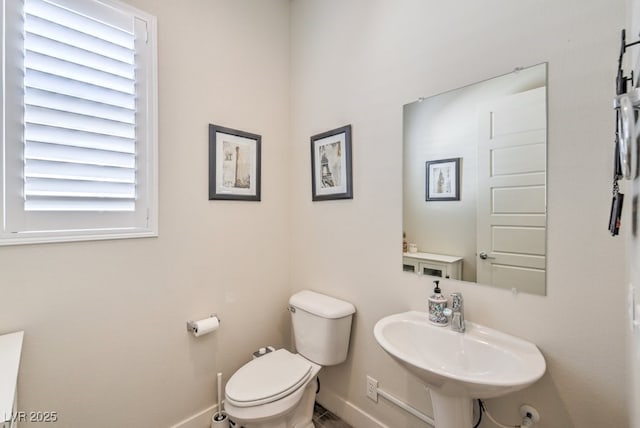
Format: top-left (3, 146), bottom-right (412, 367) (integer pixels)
top-left (444, 293), bottom-right (465, 332)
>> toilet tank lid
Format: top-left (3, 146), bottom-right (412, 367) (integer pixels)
top-left (289, 290), bottom-right (356, 319)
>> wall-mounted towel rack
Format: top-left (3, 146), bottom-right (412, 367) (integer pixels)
top-left (610, 30), bottom-right (640, 236)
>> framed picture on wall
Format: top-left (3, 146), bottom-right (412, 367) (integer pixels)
top-left (425, 157), bottom-right (460, 201)
top-left (310, 125), bottom-right (353, 201)
top-left (209, 124), bottom-right (261, 201)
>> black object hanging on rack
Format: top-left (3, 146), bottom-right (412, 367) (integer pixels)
top-left (610, 115), bottom-right (624, 236)
top-left (610, 30), bottom-right (640, 236)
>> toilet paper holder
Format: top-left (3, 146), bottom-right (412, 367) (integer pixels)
top-left (186, 314), bottom-right (220, 334)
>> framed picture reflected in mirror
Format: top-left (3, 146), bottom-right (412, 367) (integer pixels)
top-left (425, 157), bottom-right (460, 201)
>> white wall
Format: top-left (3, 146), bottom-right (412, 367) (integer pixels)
top-left (0, 1), bottom-right (291, 427)
top-left (290, 1), bottom-right (628, 427)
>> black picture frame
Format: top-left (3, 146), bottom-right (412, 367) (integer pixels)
top-left (209, 124), bottom-right (261, 201)
top-left (310, 125), bottom-right (353, 201)
top-left (425, 157), bottom-right (460, 201)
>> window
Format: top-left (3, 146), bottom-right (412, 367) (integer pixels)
top-left (1, 0), bottom-right (158, 245)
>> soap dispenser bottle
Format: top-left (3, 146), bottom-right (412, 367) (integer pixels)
top-left (428, 280), bottom-right (449, 326)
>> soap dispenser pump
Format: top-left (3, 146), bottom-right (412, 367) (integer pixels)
top-left (428, 280), bottom-right (449, 326)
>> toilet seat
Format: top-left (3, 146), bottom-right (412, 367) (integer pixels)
top-left (226, 349), bottom-right (314, 408)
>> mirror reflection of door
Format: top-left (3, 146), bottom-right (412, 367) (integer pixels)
top-left (476, 87), bottom-right (547, 294)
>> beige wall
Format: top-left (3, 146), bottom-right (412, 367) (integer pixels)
top-left (290, 1), bottom-right (628, 427)
top-left (0, 1), bottom-right (291, 427)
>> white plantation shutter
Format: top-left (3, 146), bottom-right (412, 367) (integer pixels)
top-left (1, 0), bottom-right (158, 244)
top-left (24, 0), bottom-right (137, 211)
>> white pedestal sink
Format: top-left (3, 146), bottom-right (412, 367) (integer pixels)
top-left (373, 311), bottom-right (545, 428)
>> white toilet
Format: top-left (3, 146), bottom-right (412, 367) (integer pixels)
top-left (224, 290), bottom-right (356, 428)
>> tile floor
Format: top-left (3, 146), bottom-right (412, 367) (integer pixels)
top-left (313, 402), bottom-right (352, 428)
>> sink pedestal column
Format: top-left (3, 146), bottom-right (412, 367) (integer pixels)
top-left (429, 390), bottom-right (472, 428)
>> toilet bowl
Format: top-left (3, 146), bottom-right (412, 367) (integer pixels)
top-left (224, 290), bottom-right (355, 428)
top-left (225, 349), bottom-right (320, 428)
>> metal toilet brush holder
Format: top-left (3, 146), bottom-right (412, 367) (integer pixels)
top-left (211, 372), bottom-right (229, 428)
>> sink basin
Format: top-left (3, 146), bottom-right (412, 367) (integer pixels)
top-left (373, 311), bottom-right (545, 399)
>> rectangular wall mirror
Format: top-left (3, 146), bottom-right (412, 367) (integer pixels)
top-left (402, 63), bottom-right (548, 295)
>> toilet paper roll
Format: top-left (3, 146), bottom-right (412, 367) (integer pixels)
top-left (192, 316), bottom-right (220, 337)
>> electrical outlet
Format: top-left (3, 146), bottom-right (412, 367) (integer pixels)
top-left (366, 375), bottom-right (378, 402)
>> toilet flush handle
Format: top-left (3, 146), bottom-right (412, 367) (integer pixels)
top-left (288, 305), bottom-right (296, 313)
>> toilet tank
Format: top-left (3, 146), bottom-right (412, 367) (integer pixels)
top-left (289, 290), bottom-right (356, 366)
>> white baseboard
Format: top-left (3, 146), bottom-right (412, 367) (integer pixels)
top-left (171, 394), bottom-right (387, 428)
top-left (316, 391), bottom-right (390, 428)
top-left (169, 404), bottom-right (218, 428)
